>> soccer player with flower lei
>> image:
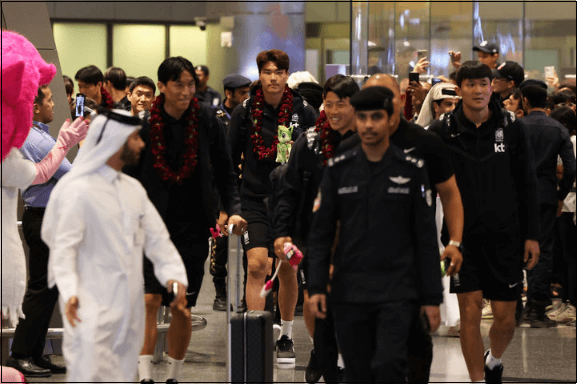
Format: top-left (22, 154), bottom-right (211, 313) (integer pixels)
top-left (274, 74), bottom-right (360, 381)
top-left (124, 56), bottom-right (246, 384)
top-left (228, 49), bottom-right (317, 366)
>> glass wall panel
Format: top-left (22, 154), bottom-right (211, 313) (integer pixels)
top-left (394, 1), bottom-right (430, 81)
top-left (53, 22), bottom-right (107, 80)
top-left (430, 2), bottom-right (473, 78)
top-left (112, 24), bottom-right (165, 83)
top-left (524, 1), bottom-right (576, 81)
top-left (368, 2), bottom-right (395, 75)
top-left (169, 25), bottom-right (207, 70)
top-left (475, 2), bottom-right (523, 64)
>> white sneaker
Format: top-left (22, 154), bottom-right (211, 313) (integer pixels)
top-left (556, 303), bottom-right (576, 323)
top-left (482, 300), bottom-right (493, 319)
top-left (548, 302), bottom-right (568, 321)
top-left (546, 300), bottom-right (563, 314)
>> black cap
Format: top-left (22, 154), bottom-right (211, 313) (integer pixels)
top-left (492, 61), bottom-right (525, 87)
top-left (519, 79), bottom-right (547, 91)
top-left (297, 82), bottom-right (323, 111)
top-left (223, 74), bottom-right (251, 90)
top-left (349, 86), bottom-right (394, 115)
top-left (473, 41), bottom-right (499, 54)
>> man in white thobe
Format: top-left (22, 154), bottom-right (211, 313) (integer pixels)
top-left (41, 109), bottom-right (188, 382)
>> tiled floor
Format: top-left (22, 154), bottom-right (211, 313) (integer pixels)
top-left (27, 248), bottom-right (576, 383)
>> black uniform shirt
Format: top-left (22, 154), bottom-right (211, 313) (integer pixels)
top-left (195, 86), bottom-right (222, 107)
top-left (338, 117), bottom-right (454, 196)
top-left (307, 145), bottom-right (443, 305)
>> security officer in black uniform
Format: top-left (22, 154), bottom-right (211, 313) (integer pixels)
top-left (210, 74), bottom-right (251, 311)
top-left (307, 86), bottom-right (443, 383)
top-left (194, 65), bottom-right (222, 107)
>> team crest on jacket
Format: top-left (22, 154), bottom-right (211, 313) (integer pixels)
top-left (495, 128), bottom-right (504, 143)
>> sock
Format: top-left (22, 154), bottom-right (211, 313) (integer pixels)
top-left (166, 356), bottom-right (184, 381)
top-left (281, 319), bottom-right (293, 339)
top-left (337, 353), bottom-right (345, 369)
top-left (485, 349), bottom-right (502, 370)
top-left (138, 355), bottom-right (153, 380)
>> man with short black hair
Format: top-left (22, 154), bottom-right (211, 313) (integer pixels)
top-left (127, 76), bottom-right (156, 116)
top-left (521, 85), bottom-right (576, 328)
top-left (503, 89), bottom-right (526, 119)
top-left (75, 65), bottom-right (114, 109)
top-left (308, 86), bottom-right (442, 383)
top-left (429, 61), bottom-right (540, 384)
top-left (214, 74), bottom-right (251, 133)
top-left (126, 56), bottom-right (246, 384)
top-left (194, 65), bottom-right (222, 107)
top-left (473, 41), bottom-right (500, 69)
top-left (275, 74), bottom-right (360, 382)
top-left (491, 61), bottom-right (525, 105)
top-left (103, 66), bottom-right (130, 110)
top-left (228, 49), bottom-right (317, 367)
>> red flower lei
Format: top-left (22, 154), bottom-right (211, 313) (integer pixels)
top-left (100, 88), bottom-right (114, 109)
top-left (148, 93), bottom-right (200, 184)
top-left (314, 110), bottom-right (335, 166)
top-left (250, 85), bottom-right (293, 160)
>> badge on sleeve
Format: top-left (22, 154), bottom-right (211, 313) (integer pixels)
top-left (312, 189), bottom-right (322, 212)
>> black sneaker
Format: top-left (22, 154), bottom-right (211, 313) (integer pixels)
top-left (166, 379), bottom-right (178, 384)
top-left (337, 367), bottom-right (345, 383)
top-left (304, 349), bottom-right (323, 383)
top-left (276, 335), bottom-right (296, 366)
top-left (484, 350), bottom-right (503, 384)
top-left (140, 380), bottom-right (154, 384)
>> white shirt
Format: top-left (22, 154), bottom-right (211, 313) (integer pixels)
top-left (47, 164), bottom-right (187, 302)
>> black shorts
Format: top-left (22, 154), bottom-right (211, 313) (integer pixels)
top-left (241, 206), bottom-right (274, 254)
top-left (143, 222), bottom-right (210, 307)
top-left (450, 228), bottom-right (523, 301)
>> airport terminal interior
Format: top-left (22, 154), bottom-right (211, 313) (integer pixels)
top-left (2, 1), bottom-right (576, 383)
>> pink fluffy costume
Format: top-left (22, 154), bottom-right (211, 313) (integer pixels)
top-left (1, 30), bottom-right (88, 326)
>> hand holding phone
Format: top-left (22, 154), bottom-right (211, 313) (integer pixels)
top-left (409, 71), bottom-right (420, 84)
top-left (75, 93), bottom-right (86, 118)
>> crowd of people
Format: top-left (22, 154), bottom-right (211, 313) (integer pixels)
top-left (2, 30), bottom-right (576, 384)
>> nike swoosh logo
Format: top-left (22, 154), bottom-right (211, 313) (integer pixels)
top-left (508, 283), bottom-right (519, 288)
top-left (404, 147), bottom-right (416, 153)
top-left (186, 291), bottom-right (198, 296)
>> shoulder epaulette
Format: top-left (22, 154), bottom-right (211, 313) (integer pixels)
top-left (327, 147), bottom-right (358, 167)
top-left (399, 151), bottom-right (425, 169)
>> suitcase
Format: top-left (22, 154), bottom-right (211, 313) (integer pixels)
top-left (227, 226), bottom-right (274, 383)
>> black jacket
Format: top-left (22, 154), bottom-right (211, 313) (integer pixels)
top-left (521, 111), bottom-right (575, 206)
top-left (125, 100), bottom-right (241, 224)
top-left (307, 145), bottom-right (443, 306)
top-left (228, 87), bottom-right (317, 207)
top-left (274, 127), bottom-right (355, 241)
top-left (429, 99), bottom-right (540, 240)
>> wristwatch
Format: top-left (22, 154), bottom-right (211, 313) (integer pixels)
top-left (448, 240), bottom-right (463, 253)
